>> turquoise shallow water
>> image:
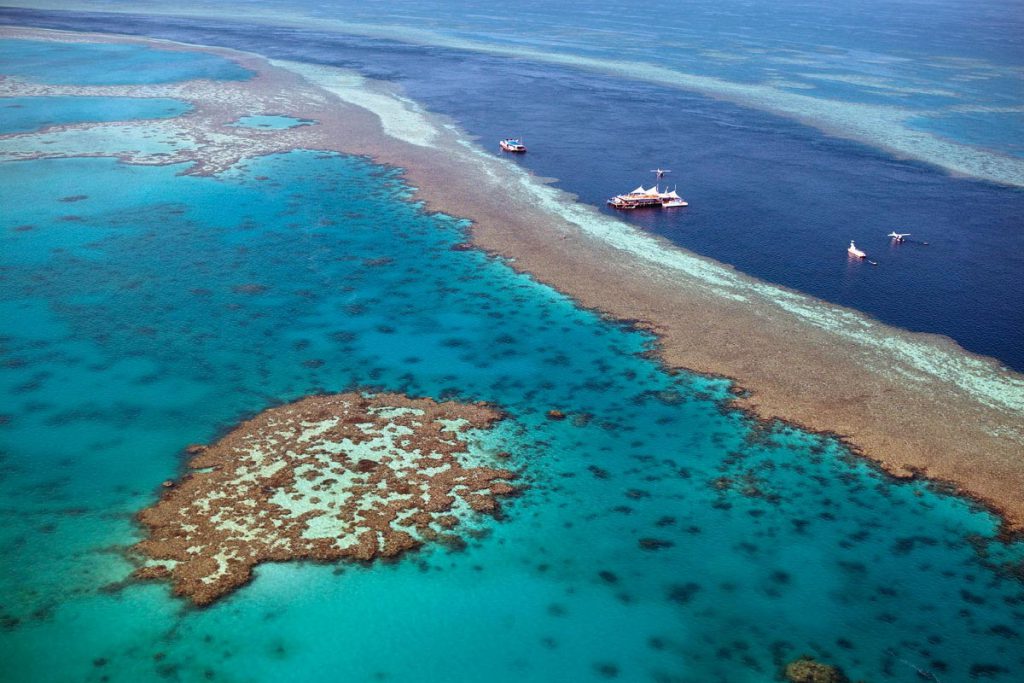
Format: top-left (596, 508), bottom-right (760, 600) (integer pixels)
top-left (2, 148), bottom-right (1023, 682)
top-left (0, 37), bottom-right (252, 84)
top-left (0, 96), bottom-right (192, 134)
top-left (230, 114), bottom-right (315, 129)
top-left (907, 111), bottom-right (1024, 160)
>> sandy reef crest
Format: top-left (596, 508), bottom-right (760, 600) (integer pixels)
top-left (2, 26), bottom-right (1022, 533)
top-left (133, 393), bottom-right (514, 605)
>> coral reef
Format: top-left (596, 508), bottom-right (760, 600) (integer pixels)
top-left (784, 656), bottom-right (848, 683)
top-left (133, 392), bottom-right (515, 604)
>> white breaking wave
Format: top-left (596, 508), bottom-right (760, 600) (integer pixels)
top-left (269, 61), bottom-right (437, 148)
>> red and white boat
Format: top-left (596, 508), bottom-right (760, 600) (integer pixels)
top-left (499, 138), bottom-right (527, 152)
top-left (847, 240), bottom-right (866, 259)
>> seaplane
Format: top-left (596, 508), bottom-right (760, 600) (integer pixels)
top-left (648, 169), bottom-right (688, 206)
top-left (888, 231), bottom-right (911, 243)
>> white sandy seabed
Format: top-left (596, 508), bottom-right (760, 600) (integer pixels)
top-left (274, 58), bottom-right (1024, 419)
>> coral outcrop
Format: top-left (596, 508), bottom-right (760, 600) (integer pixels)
top-left (784, 656), bottom-right (848, 683)
top-left (133, 392), bottom-right (515, 604)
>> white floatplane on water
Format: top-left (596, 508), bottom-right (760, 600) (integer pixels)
top-left (608, 170), bottom-right (688, 210)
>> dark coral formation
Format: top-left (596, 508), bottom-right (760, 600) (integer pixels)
top-left (133, 392), bottom-right (515, 605)
top-left (784, 656), bottom-right (848, 683)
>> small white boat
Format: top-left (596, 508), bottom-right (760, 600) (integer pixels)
top-left (848, 240), bottom-right (866, 259)
top-left (499, 138), bottom-right (527, 153)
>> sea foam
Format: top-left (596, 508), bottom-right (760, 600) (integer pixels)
top-left (271, 61), bottom-right (437, 148)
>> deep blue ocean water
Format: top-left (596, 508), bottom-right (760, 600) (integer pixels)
top-left (1, 35), bottom-right (1024, 683)
top-left (4, 5), bottom-right (1021, 372)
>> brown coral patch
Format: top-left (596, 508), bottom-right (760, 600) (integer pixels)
top-left (784, 656), bottom-right (848, 683)
top-left (133, 392), bottom-right (515, 605)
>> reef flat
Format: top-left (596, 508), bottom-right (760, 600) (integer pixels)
top-left (133, 392), bottom-right (514, 605)
top-left (0, 28), bottom-right (342, 173)
top-left (2, 25), bottom-right (1021, 531)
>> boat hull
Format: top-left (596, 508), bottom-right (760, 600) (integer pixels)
top-left (608, 182), bottom-right (688, 210)
top-left (607, 197), bottom-right (688, 209)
